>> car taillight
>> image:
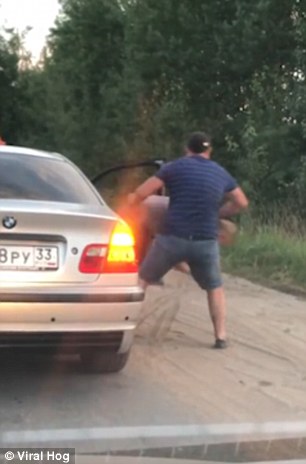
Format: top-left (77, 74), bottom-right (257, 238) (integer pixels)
top-left (104, 222), bottom-right (138, 273)
top-left (79, 244), bottom-right (107, 274)
top-left (79, 222), bottom-right (138, 274)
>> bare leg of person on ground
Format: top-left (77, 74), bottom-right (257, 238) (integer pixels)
top-left (174, 262), bottom-right (190, 273)
top-left (207, 286), bottom-right (227, 346)
top-left (139, 278), bottom-right (148, 291)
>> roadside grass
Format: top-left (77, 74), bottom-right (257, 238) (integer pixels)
top-left (221, 209), bottom-right (306, 293)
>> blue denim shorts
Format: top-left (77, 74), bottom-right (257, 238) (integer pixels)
top-left (139, 234), bottom-right (222, 290)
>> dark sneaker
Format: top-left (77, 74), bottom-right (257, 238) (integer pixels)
top-left (213, 339), bottom-right (228, 349)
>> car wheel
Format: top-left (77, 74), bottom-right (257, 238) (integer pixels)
top-left (80, 350), bottom-right (130, 374)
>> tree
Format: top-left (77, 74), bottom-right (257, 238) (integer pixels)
top-left (0, 30), bottom-right (19, 143)
top-left (4, 0), bottom-right (306, 215)
top-left (44, 0), bottom-right (127, 174)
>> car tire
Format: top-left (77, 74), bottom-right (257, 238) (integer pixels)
top-left (80, 350), bottom-right (130, 374)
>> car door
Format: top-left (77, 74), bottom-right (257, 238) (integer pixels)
top-left (92, 159), bottom-right (165, 262)
top-left (92, 159), bottom-right (164, 202)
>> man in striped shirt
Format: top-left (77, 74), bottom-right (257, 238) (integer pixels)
top-left (129, 132), bottom-right (248, 349)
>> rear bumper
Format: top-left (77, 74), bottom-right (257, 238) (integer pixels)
top-left (0, 292), bottom-right (144, 303)
top-left (0, 286), bottom-right (145, 353)
top-left (0, 330), bottom-right (124, 351)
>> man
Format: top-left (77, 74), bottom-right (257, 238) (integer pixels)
top-left (138, 195), bottom-right (190, 274)
top-left (141, 195), bottom-right (238, 251)
top-left (128, 132), bottom-right (248, 349)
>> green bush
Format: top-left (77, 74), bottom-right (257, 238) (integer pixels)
top-left (222, 211), bottom-right (306, 290)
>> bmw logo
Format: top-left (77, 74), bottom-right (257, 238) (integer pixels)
top-left (3, 216), bottom-right (17, 229)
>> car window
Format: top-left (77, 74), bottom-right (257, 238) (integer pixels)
top-left (0, 153), bottom-right (100, 204)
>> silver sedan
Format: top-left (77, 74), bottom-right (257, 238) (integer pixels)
top-left (0, 145), bottom-right (145, 373)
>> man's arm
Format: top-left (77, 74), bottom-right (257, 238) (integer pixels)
top-left (219, 187), bottom-right (249, 218)
top-left (128, 176), bottom-right (164, 206)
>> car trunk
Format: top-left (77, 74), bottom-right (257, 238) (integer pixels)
top-left (0, 200), bottom-right (117, 284)
top-left (92, 160), bottom-right (165, 264)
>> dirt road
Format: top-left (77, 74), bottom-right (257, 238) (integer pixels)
top-left (138, 271), bottom-right (306, 423)
top-left (1, 271), bottom-right (306, 455)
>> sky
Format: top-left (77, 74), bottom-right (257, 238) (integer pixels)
top-left (0, 0), bottom-right (60, 60)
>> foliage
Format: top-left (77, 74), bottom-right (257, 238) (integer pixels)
top-left (0, 29), bottom-right (19, 142)
top-left (1, 0), bottom-right (306, 208)
top-left (222, 213), bottom-right (306, 292)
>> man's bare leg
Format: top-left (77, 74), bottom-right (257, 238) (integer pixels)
top-left (206, 286), bottom-right (227, 343)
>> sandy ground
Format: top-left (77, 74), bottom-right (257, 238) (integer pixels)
top-left (1, 271), bottom-right (306, 456)
top-left (136, 271), bottom-right (306, 423)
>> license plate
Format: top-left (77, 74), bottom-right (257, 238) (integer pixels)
top-left (0, 246), bottom-right (59, 270)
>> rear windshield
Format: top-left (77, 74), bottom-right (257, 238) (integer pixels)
top-left (0, 153), bottom-right (100, 204)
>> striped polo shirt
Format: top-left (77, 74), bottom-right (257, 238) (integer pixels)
top-left (155, 155), bottom-right (237, 239)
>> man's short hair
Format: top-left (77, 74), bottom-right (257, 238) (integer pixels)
top-left (187, 132), bottom-right (211, 154)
